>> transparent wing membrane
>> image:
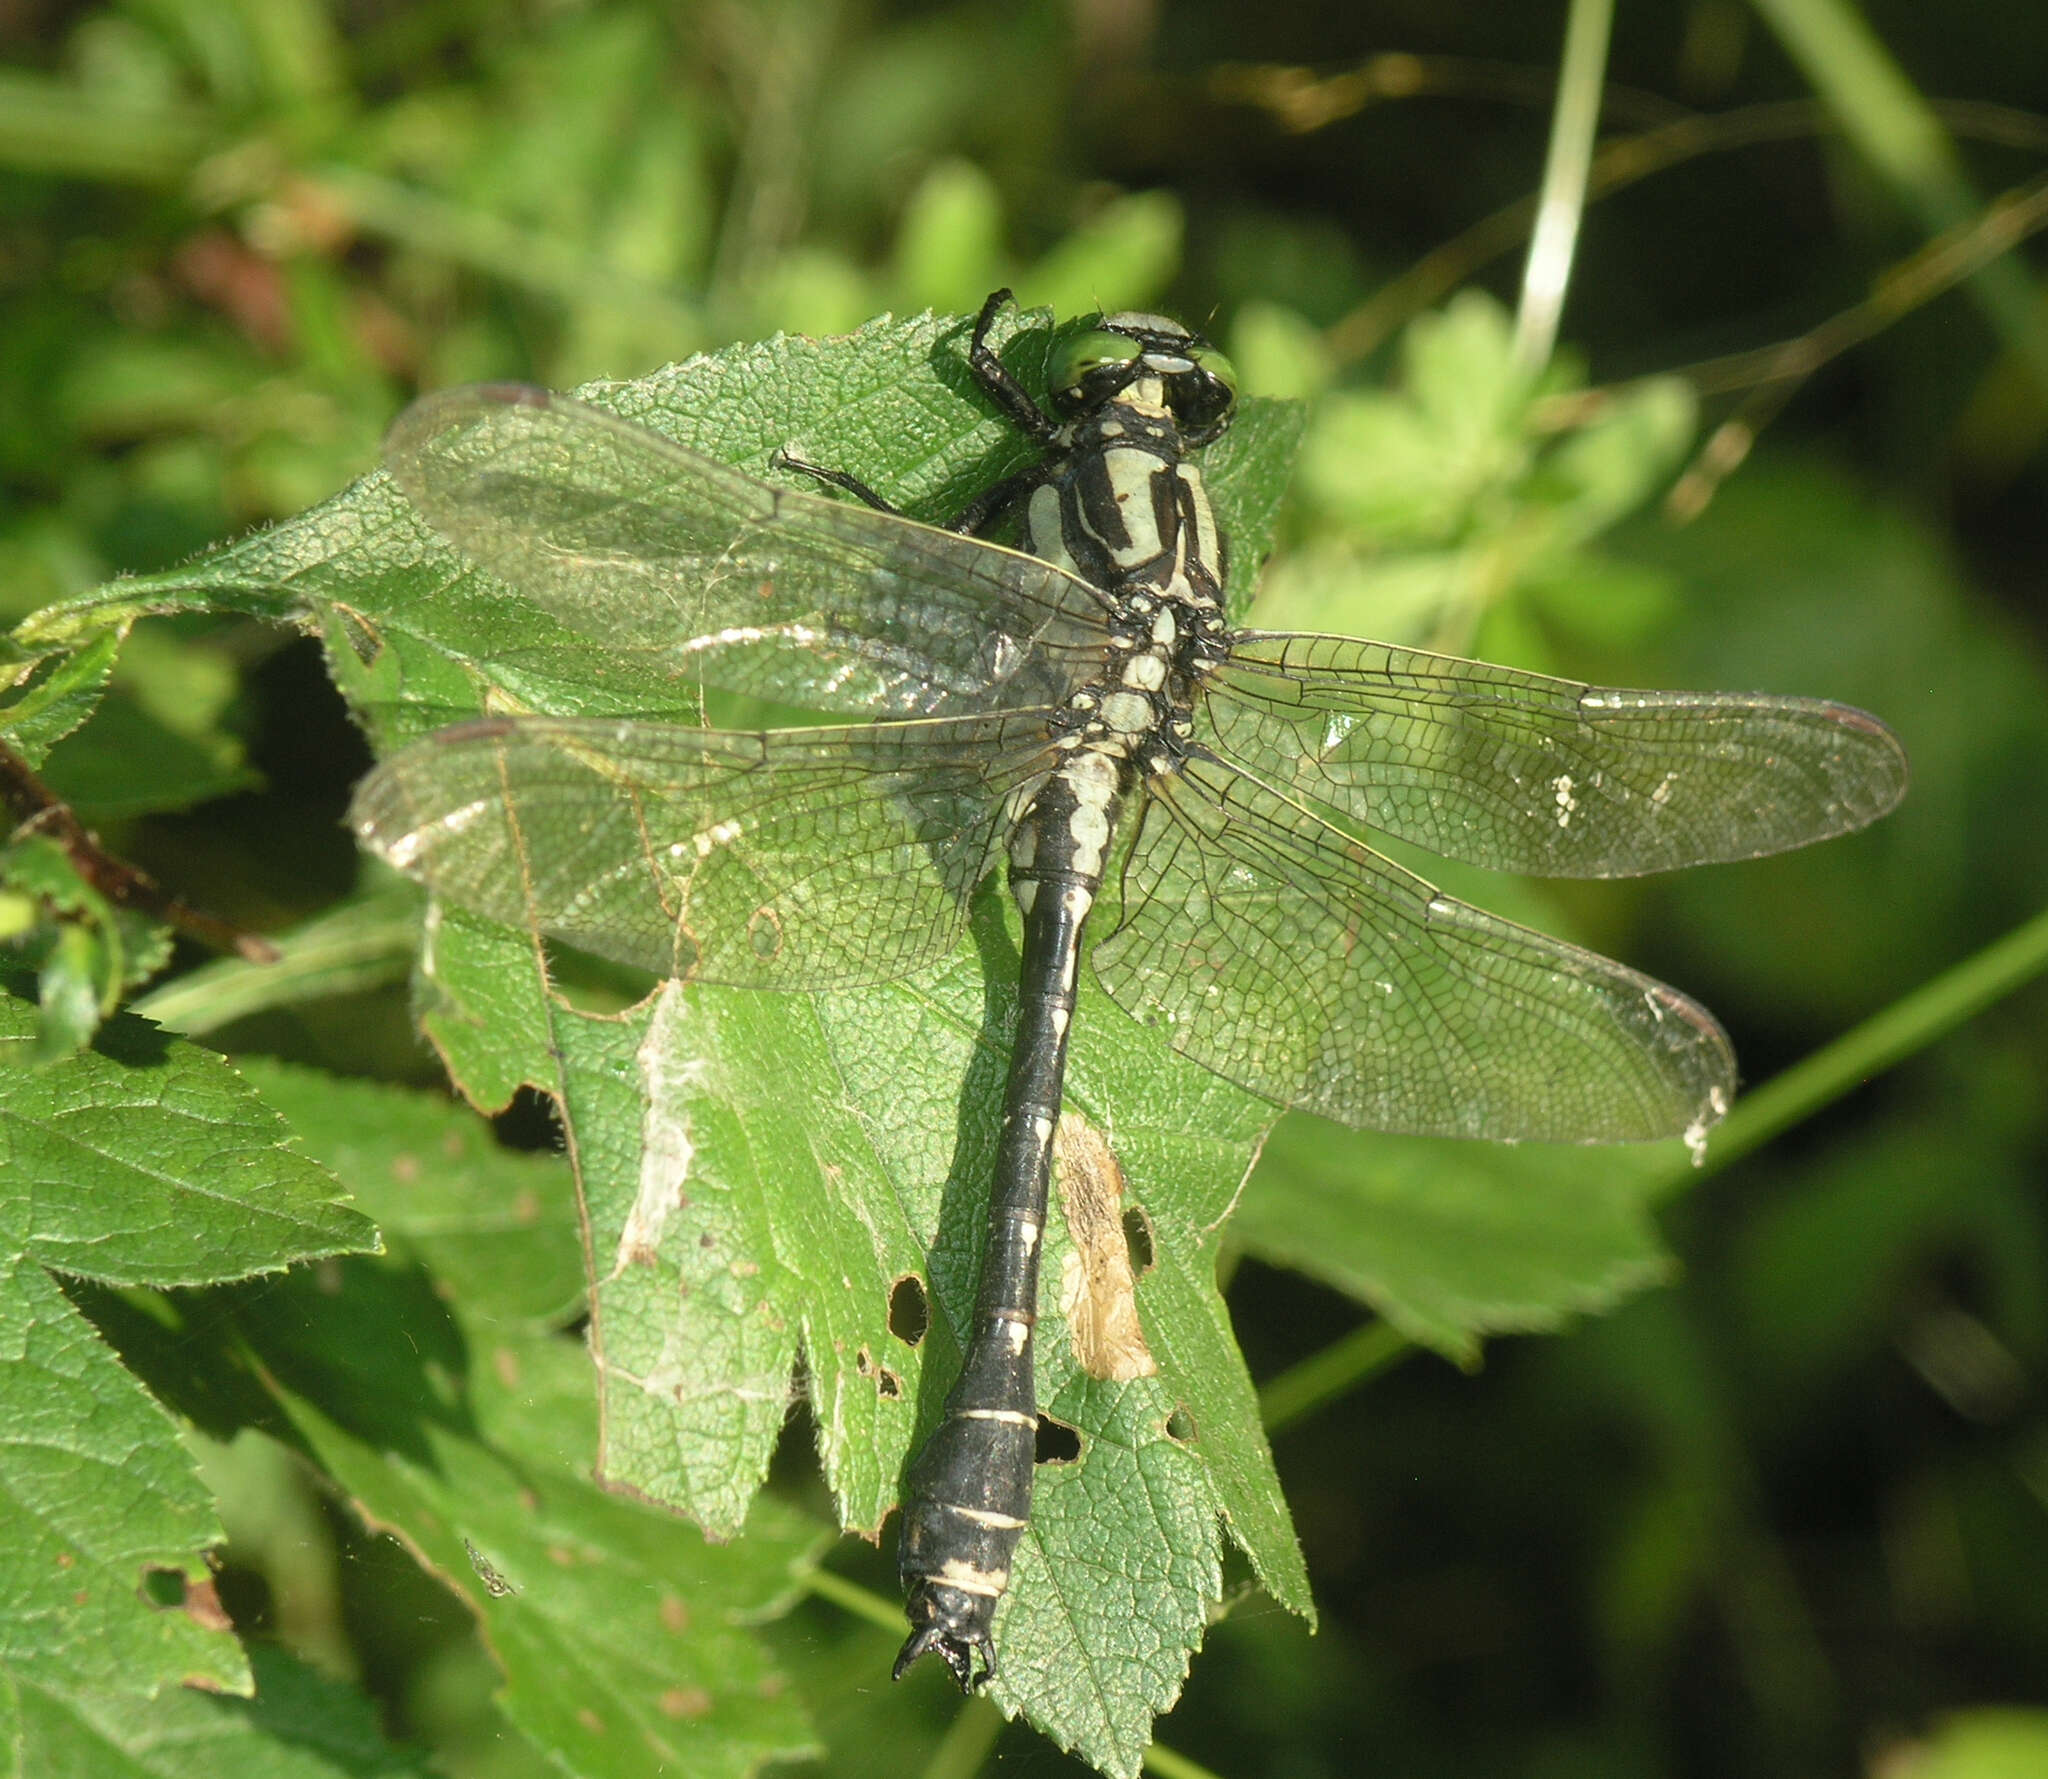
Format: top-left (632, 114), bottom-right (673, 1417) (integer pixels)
top-left (1210, 633), bottom-right (1909, 877)
top-left (1092, 752), bottom-right (1735, 1142)
top-left (385, 385), bottom-right (1112, 717)
top-left (353, 711), bottom-right (1054, 987)
top-left (364, 381), bottom-right (1908, 1142)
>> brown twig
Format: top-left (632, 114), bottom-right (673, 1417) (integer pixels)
top-left (1, 737), bottom-right (278, 964)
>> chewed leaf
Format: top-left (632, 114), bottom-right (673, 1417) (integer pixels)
top-left (1053, 1114), bottom-right (1157, 1383)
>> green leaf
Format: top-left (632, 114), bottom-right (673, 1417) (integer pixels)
top-left (555, 983), bottom-right (918, 1541)
top-left (2, 615), bottom-right (256, 823)
top-left (1234, 1119), bottom-right (1677, 1364)
top-left (0, 1645), bottom-right (428, 1775)
top-left (1202, 396), bottom-right (1307, 624)
top-left (0, 984), bottom-right (383, 1706)
top-left (1227, 297), bottom-right (1336, 403)
top-left (1535, 375), bottom-right (1696, 537)
top-left (1278, 293), bottom-right (1693, 648)
top-left (2, 835), bottom-right (176, 1056)
top-left (0, 1254), bottom-right (244, 1699)
top-left (0, 630), bottom-right (121, 765)
top-left (1295, 292), bottom-right (1540, 546)
top-left (3, 833), bottom-right (107, 925)
top-left (991, 1380), bottom-right (1218, 1776)
top-left (415, 904), bottom-right (563, 1113)
top-left (25, 305), bottom-right (1313, 1768)
top-left (226, 1262), bottom-right (824, 1779)
top-left (35, 920), bottom-right (108, 1058)
top-left (0, 987), bottom-right (376, 1286)
top-left (1020, 190), bottom-right (1184, 319)
top-left (893, 157), bottom-right (1007, 313)
top-left (547, 944), bottom-right (1305, 1773)
top-left (1895, 1708), bottom-right (2048, 1779)
top-left (233, 1056), bottom-right (584, 1327)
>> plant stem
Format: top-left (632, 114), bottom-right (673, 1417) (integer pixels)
top-left (920, 1693), bottom-right (1005, 1779)
top-left (1513, 0), bottom-right (1615, 371)
top-left (1750, 0), bottom-right (2048, 398)
top-left (802, 1563), bottom-right (904, 1635)
top-left (1144, 1739), bottom-right (1230, 1779)
top-left (1702, 902), bottom-right (2048, 1176)
top-left (1254, 904), bottom-right (2048, 1430)
top-left (1258, 1318), bottom-right (1414, 1436)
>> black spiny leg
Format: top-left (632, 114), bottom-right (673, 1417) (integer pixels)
top-left (964, 288), bottom-right (1060, 443)
top-left (769, 448), bottom-right (905, 516)
top-left (938, 467), bottom-right (1041, 536)
top-left (776, 447), bottom-right (1042, 538)
top-left (777, 290), bottom-right (1064, 536)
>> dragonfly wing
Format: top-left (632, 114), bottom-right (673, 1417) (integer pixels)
top-left (385, 384), bottom-right (1113, 717)
top-left (1208, 632), bottom-right (1908, 876)
top-left (352, 712), bottom-right (1056, 987)
top-left (1091, 751), bottom-right (1734, 1142)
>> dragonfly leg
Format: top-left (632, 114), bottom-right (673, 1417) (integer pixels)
top-left (967, 288), bottom-right (1059, 443)
top-left (770, 448), bottom-right (904, 515)
top-left (776, 445), bottom-right (1044, 538)
top-left (940, 466), bottom-right (1042, 536)
top-left (779, 290), bottom-right (1058, 533)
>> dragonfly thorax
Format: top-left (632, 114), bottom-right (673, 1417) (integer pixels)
top-left (1023, 412), bottom-right (1228, 641)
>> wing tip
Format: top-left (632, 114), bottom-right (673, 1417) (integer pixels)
top-left (1817, 699), bottom-right (1912, 821)
top-left (1643, 980), bottom-right (1737, 1147)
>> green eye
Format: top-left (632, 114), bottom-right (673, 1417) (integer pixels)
top-left (1191, 345), bottom-right (1237, 395)
top-left (1049, 329), bottom-right (1141, 396)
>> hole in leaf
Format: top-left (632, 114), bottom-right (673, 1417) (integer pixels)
top-left (540, 935), bottom-right (664, 1011)
top-left (1165, 1407), bottom-right (1196, 1444)
top-left (1034, 1416), bottom-right (1081, 1465)
top-left (1121, 1204), bottom-right (1155, 1275)
top-left (139, 1566), bottom-right (187, 1609)
top-left (855, 1341), bottom-right (904, 1398)
top-left (888, 1275), bottom-right (929, 1346)
top-left (491, 1085), bottom-right (562, 1154)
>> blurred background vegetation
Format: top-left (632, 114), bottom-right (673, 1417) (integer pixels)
top-left (3, 0), bottom-right (2047, 1775)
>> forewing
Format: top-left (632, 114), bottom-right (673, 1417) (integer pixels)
top-left (351, 712), bottom-right (1054, 987)
top-left (1208, 632), bottom-right (1908, 876)
top-left (384, 385), bottom-right (1111, 716)
top-left (1092, 752), bottom-right (1734, 1142)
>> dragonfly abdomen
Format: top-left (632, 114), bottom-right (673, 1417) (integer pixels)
top-left (896, 753), bottom-right (1125, 1688)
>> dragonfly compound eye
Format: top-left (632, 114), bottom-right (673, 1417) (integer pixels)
top-left (1047, 328), bottom-right (1143, 410)
top-left (1168, 346), bottom-right (1237, 437)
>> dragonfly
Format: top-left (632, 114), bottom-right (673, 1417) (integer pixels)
top-left (351, 290), bottom-right (1909, 1691)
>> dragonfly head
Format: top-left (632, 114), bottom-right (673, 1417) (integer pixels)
top-left (1047, 310), bottom-right (1237, 444)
